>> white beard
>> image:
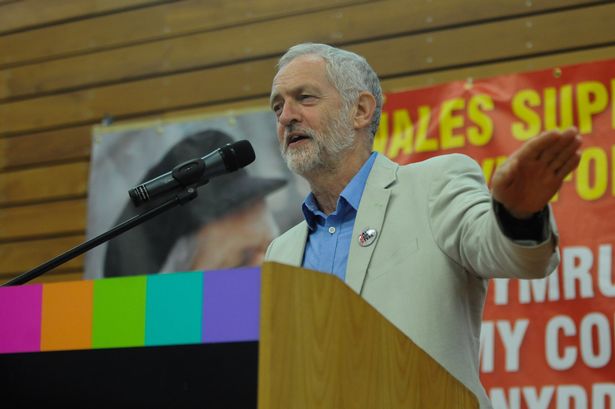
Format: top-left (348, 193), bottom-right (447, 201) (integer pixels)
top-left (282, 111), bottom-right (356, 175)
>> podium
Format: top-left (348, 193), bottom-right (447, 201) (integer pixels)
top-left (0, 262), bottom-right (477, 408)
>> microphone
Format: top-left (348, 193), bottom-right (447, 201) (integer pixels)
top-left (128, 140), bottom-right (255, 206)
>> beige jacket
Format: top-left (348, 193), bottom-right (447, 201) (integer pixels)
top-left (265, 153), bottom-right (559, 409)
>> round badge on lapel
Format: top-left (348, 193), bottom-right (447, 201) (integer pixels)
top-left (358, 228), bottom-right (378, 247)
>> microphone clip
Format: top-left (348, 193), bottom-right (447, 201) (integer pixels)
top-left (171, 158), bottom-right (207, 187)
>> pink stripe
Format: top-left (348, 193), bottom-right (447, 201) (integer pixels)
top-left (0, 284), bottom-right (43, 354)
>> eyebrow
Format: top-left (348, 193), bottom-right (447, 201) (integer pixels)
top-left (269, 85), bottom-right (318, 108)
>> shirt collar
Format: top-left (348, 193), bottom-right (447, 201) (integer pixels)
top-left (302, 152), bottom-right (378, 230)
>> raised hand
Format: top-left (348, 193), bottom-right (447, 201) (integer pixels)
top-left (491, 127), bottom-right (582, 219)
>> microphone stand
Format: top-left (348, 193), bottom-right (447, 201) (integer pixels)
top-left (1, 187), bottom-right (198, 287)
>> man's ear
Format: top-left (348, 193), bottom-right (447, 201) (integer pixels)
top-left (353, 91), bottom-right (377, 131)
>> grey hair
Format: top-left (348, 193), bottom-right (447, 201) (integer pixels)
top-left (277, 43), bottom-right (383, 141)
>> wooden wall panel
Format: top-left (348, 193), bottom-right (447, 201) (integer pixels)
top-left (2, 3), bottom-right (614, 136)
top-left (0, 0), bottom-right (603, 100)
top-left (381, 45), bottom-right (615, 93)
top-left (0, 59), bottom-right (277, 135)
top-left (0, 126), bottom-right (92, 170)
top-left (0, 0), bottom-right (370, 66)
top-left (0, 1), bottom-right (612, 283)
top-left (0, 0), bottom-right (169, 34)
top-left (0, 199), bottom-right (85, 241)
top-left (1, 270), bottom-right (84, 284)
top-left (0, 162), bottom-right (88, 205)
top-left (0, 98), bottom-right (268, 171)
top-left (28, 271), bottom-right (84, 283)
top-left (352, 2), bottom-right (615, 78)
top-left (0, 235), bottom-right (84, 275)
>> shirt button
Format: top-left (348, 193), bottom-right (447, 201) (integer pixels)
top-left (328, 226), bottom-right (336, 234)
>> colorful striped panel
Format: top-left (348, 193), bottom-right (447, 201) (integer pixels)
top-left (0, 267), bottom-right (260, 354)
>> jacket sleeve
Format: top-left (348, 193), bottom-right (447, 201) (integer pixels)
top-left (426, 153), bottom-right (559, 279)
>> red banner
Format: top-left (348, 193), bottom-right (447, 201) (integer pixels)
top-left (379, 59), bottom-right (615, 408)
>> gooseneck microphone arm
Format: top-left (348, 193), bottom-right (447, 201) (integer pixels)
top-left (2, 187), bottom-right (199, 287)
top-left (1, 140), bottom-right (256, 286)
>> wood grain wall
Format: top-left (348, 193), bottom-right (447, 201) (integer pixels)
top-left (1, 0), bottom-right (613, 284)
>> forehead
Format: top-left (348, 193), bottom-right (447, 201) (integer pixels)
top-left (270, 54), bottom-right (334, 100)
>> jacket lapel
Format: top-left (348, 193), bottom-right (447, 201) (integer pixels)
top-left (286, 221), bottom-right (309, 266)
top-left (345, 155), bottom-right (398, 294)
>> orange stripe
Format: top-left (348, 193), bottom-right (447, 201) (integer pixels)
top-left (41, 280), bottom-right (93, 351)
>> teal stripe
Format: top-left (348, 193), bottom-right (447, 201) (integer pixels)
top-left (145, 272), bottom-right (203, 346)
top-left (92, 276), bottom-right (147, 348)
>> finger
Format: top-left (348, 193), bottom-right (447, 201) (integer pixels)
top-left (518, 132), bottom-right (560, 161)
top-left (536, 135), bottom-right (574, 164)
top-left (547, 134), bottom-right (582, 171)
top-left (555, 150), bottom-right (582, 179)
top-left (521, 127), bottom-right (579, 161)
top-left (536, 128), bottom-right (580, 162)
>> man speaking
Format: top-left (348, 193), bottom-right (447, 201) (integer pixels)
top-left (265, 43), bottom-right (581, 408)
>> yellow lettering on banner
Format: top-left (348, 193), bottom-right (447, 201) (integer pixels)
top-left (468, 95), bottom-right (494, 146)
top-left (544, 85), bottom-right (574, 131)
top-left (511, 89), bottom-right (541, 141)
top-left (440, 98), bottom-right (465, 149)
top-left (372, 112), bottom-right (389, 153)
top-left (414, 105), bottom-right (437, 153)
top-left (387, 109), bottom-right (414, 158)
top-left (612, 145), bottom-right (615, 197)
top-left (481, 158), bottom-right (496, 184)
top-left (481, 155), bottom-right (507, 185)
top-left (576, 147), bottom-right (608, 201)
top-left (612, 79), bottom-right (615, 130)
top-left (496, 155), bottom-right (507, 171)
top-left (577, 81), bottom-right (608, 134)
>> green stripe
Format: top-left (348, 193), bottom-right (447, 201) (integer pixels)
top-left (92, 276), bottom-right (147, 348)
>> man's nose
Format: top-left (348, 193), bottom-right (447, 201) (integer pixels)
top-left (278, 101), bottom-right (301, 126)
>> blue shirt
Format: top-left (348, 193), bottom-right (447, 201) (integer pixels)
top-left (301, 152), bottom-right (378, 281)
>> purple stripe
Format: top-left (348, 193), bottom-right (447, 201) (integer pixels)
top-left (0, 284), bottom-right (43, 354)
top-left (202, 267), bottom-right (260, 343)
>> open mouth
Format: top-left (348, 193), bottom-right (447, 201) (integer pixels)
top-left (287, 133), bottom-right (311, 147)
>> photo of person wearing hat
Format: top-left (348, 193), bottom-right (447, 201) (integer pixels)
top-left (84, 110), bottom-right (305, 280)
top-left (100, 129), bottom-right (287, 277)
